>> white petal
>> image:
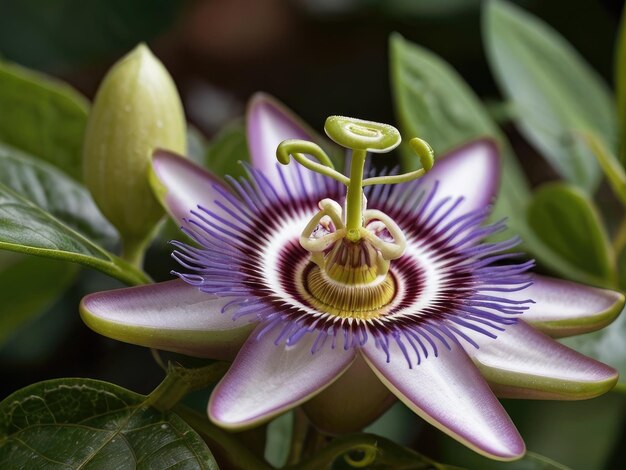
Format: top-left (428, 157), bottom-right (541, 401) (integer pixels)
top-left (464, 321), bottom-right (618, 399)
top-left (418, 139), bottom-right (500, 215)
top-left (362, 340), bottom-right (524, 461)
top-left (209, 328), bottom-right (356, 429)
top-left (501, 275), bottom-right (624, 337)
top-left (80, 279), bottom-right (253, 359)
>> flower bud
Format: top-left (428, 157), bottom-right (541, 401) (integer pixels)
top-left (83, 44), bottom-right (186, 262)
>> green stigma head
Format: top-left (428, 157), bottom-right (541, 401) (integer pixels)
top-left (324, 116), bottom-right (401, 153)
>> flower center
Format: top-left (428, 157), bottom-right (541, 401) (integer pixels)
top-left (299, 262), bottom-right (396, 320)
top-left (276, 116), bottom-right (436, 320)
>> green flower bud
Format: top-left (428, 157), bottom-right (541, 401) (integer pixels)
top-left (83, 43), bottom-right (186, 265)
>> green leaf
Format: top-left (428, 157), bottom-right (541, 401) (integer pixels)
top-left (0, 182), bottom-right (149, 286)
top-left (389, 33), bottom-right (530, 225)
top-left (0, 62), bottom-right (89, 180)
top-left (0, 143), bottom-right (117, 247)
top-left (527, 182), bottom-right (615, 287)
top-left (0, 378), bottom-right (218, 469)
top-left (205, 120), bottom-right (251, 179)
top-left (388, 34), bottom-right (589, 282)
top-left (0, 253), bottom-right (77, 344)
top-left (389, 33), bottom-right (618, 286)
top-left (483, 0), bottom-right (615, 191)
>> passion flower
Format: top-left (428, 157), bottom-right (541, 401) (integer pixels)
top-left (80, 94), bottom-right (624, 461)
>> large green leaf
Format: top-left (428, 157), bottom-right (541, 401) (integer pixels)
top-left (389, 33), bottom-right (530, 219)
top-left (0, 378), bottom-right (218, 469)
top-left (0, 143), bottom-right (117, 247)
top-left (0, 182), bottom-right (148, 286)
top-left (483, 0), bottom-right (615, 191)
top-left (388, 33), bottom-right (528, 253)
top-left (527, 182), bottom-right (615, 287)
top-left (0, 62), bottom-right (89, 180)
top-left (388, 34), bottom-right (599, 285)
top-left (0, 253), bottom-right (76, 344)
top-left (0, 143), bottom-right (119, 342)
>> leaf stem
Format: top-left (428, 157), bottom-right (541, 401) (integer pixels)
top-left (175, 405), bottom-right (273, 470)
top-left (106, 255), bottom-right (153, 286)
top-left (120, 236), bottom-right (149, 270)
top-left (146, 362), bottom-right (228, 412)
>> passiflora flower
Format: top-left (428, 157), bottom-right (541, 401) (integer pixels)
top-left (80, 94), bottom-right (625, 461)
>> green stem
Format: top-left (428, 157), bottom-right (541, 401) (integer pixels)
top-left (106, 255), bottom-right (153, 286)
top-left (146, 362), bottom-right (229, 412)
top-left (175, 406), bottom-right (273, 470)
top-left (345, 149), bottom-right (367, 241)
top-left (121, 236), bottom-right (149, 270)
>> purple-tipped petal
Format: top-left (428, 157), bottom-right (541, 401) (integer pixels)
top-left (80, 280), bottom-right (254, 359)
top-left (150, 149), bottom-right (232, 225)
top-left (303, 354), bottom-right (395, 434)
top-left (420, 139), bottom-right (500, 214)
top-left (246, 93), bottom-right (322, 197)
top-left (464, 321), bottom-right (618, 400)
top-left (209, 327), bottom-right (356, 430)
top-left (501, 275), bottom-right (624, 338)
top-left (362, 340), bottom-right (524, 461)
